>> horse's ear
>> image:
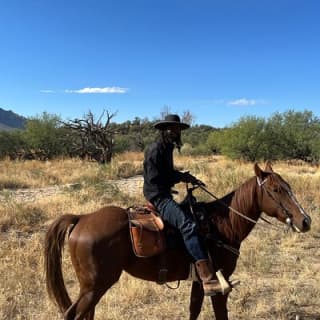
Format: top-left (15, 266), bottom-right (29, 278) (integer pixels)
top-left (265, 160), bottom-right (274, 172)
top-left (254, 163), bottom-right (264, 179)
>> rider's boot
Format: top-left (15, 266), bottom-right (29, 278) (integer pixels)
top-left (195, 259), bottom-right (232, 296)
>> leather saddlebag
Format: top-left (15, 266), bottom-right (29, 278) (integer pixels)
top-left (129, 212), bottom-right (166, 258)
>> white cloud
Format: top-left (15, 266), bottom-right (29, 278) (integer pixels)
top-left (40, 89), bottom-right (55, 93)
top-left (228, 98), bottom-right (258, 106)
top-left (65, 87), bottom-right (128, 94)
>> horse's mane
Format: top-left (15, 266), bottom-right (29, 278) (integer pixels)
top-left (204, 176), bottom-right (260, 242)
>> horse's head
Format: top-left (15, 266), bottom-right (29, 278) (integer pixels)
top-left (254, 162), bottom-right (311, 233)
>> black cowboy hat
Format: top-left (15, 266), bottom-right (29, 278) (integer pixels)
top-left (154, 114), bottom-right (190, 130)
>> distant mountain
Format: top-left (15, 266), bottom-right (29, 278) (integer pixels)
top-left (0, 108), bottom-right (26, 130)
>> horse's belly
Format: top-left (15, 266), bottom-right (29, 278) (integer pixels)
top-left (124, 250), bottom-right (190, 282)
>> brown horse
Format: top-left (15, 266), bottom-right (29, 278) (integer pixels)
top-left (44, 163), bottom-right (311, 320)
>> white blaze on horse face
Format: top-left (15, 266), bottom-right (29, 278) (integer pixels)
top-left (256, 176), bottom-right (268, 187)
top-left (282, 183), bottom-right (311, 231)
top-left (289, 191), bottom-right (310, 219)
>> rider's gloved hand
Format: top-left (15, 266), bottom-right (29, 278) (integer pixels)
top-left (181, 172), bottom-right (205, 186)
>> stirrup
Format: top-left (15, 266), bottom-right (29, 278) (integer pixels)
top-left (215, 270), bottom-right (232, 295)
top-left (202, 280), bottom-right (223, 296)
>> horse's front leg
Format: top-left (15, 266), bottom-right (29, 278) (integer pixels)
top-left (210, 293), bottom-right (229, 320)
top-left (189, 281), bottom-right (204, 320)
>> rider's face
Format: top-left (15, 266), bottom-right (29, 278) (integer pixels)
top-left (165, 125), bottom-right (182, 147)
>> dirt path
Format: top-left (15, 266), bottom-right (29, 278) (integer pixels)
top-left (0, 184), bottom-right (79, 202)
top-left (0, 176), bottom-right (144, 202)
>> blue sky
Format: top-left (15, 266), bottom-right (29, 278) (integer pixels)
top-left (1, 0), bottom-right (319, 127)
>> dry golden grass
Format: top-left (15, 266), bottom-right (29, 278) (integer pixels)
top-left (0, 153), bottom-right (319, 319)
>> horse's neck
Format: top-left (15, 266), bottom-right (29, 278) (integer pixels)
top-left (209, 177), bottom-right (261, 244)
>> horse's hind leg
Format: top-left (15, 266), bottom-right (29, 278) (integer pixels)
top-left (64, 271), bottom-right (126, 320)
top-left (64, 288), bottom-right (91, 320)
top-left (64, 284), bottom-right (112, 320)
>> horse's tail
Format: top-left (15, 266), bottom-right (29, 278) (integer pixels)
top-left (44, 214), bottom-right (80, 313)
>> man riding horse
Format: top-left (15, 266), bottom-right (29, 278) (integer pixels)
top-left (143, 114), bottom-right (236, 296)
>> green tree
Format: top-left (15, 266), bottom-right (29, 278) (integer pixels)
top-left (24, 112), bottom-right (66, 158)
top-left (0, 130), bottom-right (26, 159)
top-left (206, 110), bottom-right (320, 162)
top-left (267, 110), bottom-right (320, 161)
top-left (216, 116), bottom-right (267, 161)
top-left (206, 129), bottom-right (226, 154)
top-left (183, 125), bottom-right (214, 154)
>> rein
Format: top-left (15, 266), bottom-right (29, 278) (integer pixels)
top-left (194, 179), bottom-right (283, 230)
top-left (198, 185), bottom-right (258, 224)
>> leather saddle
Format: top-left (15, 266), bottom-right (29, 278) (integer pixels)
top-left (127, 203), bottom-right (166, 258)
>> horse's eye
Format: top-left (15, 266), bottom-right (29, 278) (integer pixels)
top-left (273, 187), bottom-right (280, 193)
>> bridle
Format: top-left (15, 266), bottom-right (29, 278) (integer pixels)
top-left (257, 176), bottom-right (293, 223)
top-left (257, 175), bottom-right (310, 232)
top-left (192, 174), bottom-right (304, 230)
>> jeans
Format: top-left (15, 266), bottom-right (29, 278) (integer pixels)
top-left (153, 196), bottom-right (208, 261)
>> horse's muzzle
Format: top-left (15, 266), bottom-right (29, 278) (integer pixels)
top-left (289, 215), bottom-right (311, 233)
top-left (301, 216), bottom-right (311, 232)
